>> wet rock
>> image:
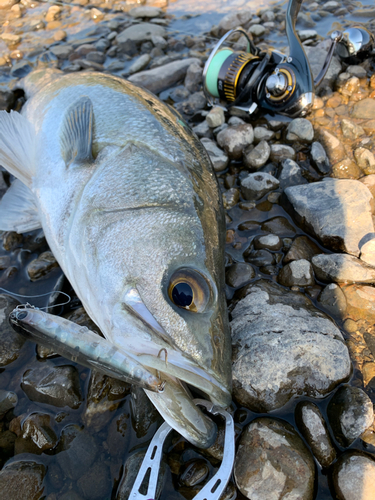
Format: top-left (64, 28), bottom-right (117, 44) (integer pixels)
top-left (56, 424), bottom-right (98, 480)
top-left (360, 239), bottom-right (375, 267)
top-left (241, 172), bottom-right (279, 201)
top-left (0, 390), bottom-right (17, 418)
top-left (283, 236), bottom-right (321, 263)
top-left (231, 280), bottom-right (351, 412)
top-left (318, 283), bottom-right (347, 319)
top-left (351, 98), bottom-right (375, 120)
top-left (22, 413), bottom-right (57, 451)
top-left (333, 452), bottom-right (375, 500)
top-left (295, 402), bottom-right (336, 468)
top-left (244, 140), bottom-right (270, 170)
top-left (270, 144), bottom-right (296, 162)
top-left (328, 386), bottom-right (374, 446)
top-left (27, 251), bottom-right (59, 281)
top-left (217, 124), bottom-right (254, 160)
top-left (234, 418), bottom-right (315, 500)
top-left (184, 62), bottom-right (202, 93)
top-left (332, 158), bottom-right (362, 180)
top-left (311, 141), bottom-right (330, 174)
top-left (206, 106), bottom-right (225, 128)
top-left (106, 411), bottom-right (130, 459)
top-left (286, 118), bottom-right (314, 142)
top-left (342, 284), bottom-right (375, 324)
top-left (225, 263), bottom-right (255, 288)
top-left (312, 253), bottom-right (375, 284)
top-left (278, 259), bottom-right (315, 287)
top-left (127, 54), bottom-right (151, 75)
top-left (50, 44), bottom-right (73, 59)
top-left (319, 129), bottom-right (346, 164)
top-left (222, 188), bottom-right (240, 209)
top-left (86, 51), bottom-right (106, 64)
top-left (77, 461), bottom-right (110, 500)
top-left (0, 431), bottom-right (16, 456)
top-left (282, 179), bottom-right (375, 256)
top-left (253, 126), bottom-right (275, 142)
top-left (83, 371), bottom-right (129, 431)
top-left (354, 148), bottom-right (375, 175)
top-left (305, 46), bottom-right (341, 87)
top-left (117, 450), bottom-right (166, 500)
top-left (117, 23), bottom-right (166, 46)
top-left (128, 57), bottom-right (200, 94)
top-left (45, 5), bottom-right (61, 22)
top-left (0, 294), bottom-right (26, 367)
top-left (341, 119), bottom-right (365, 140)
top-left (131, 385), bottom-right (162, 438)
top-left (0, 461), bottom-right (46, 500)
top-left (254, 234), bottom-right (282, 251)
top-left (261, 216), bottom-right (296, 237)
top-left (200, 138), bottom-right (229, 172)
top-left (22, 364), bottom-right (82, 409)
top-left (10, 61), bottom-right (32, 78)
top-left (0, 86), bottom-right (15, 111)
top-left (278, 159), bottom-right (307, 190)
top-left (244, 249), bottom-right (275, 267)
top-left (180, 459), bottom-right (209, 487)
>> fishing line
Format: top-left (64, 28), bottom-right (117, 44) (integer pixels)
top-left (0, 287), bottom-right (71, 309)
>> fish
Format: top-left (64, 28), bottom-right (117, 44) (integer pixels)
top-left (0, 70), bottom-right (232, 448)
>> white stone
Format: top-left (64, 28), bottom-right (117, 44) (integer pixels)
top-left (361, 239), bottom-right (375, 267)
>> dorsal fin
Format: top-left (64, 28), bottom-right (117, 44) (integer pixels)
top-left (60, 96), bottom-right (94, 166)
top-left (0, 111), bottom-right (36, 187)
top-left (0, 179), bottom-right (41, 233)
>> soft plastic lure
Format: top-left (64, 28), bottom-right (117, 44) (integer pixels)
top-left (9, 305), bottom-right (165, 393)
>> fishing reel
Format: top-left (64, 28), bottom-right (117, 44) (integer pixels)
top-left (203, 0), bottom-right (374, 118)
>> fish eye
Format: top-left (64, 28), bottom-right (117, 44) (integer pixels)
top-left (168, 269), bottom-right (211, 313)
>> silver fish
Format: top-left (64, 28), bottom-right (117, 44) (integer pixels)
top-left (0, 70), bottom-right (231, 448)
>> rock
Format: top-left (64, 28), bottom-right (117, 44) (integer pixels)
top-left (0, 0), bottom-right (19, 8)
top-left (1, 33), bottom-right (21, 46)
top-left (217, 124), bottom-right (254, 160)
top-left (328, 386), bottom-right (374, 446)
top-left (278, 259), bottom-right (315, 287)
top-left (282, 179), bottom-right (375, 256)
top-left (234, 418), bottom-right (315, 500)
top-left (0, 294), bottom-right (26, 367)
top-left (193, 121), bottom-right (212, 139)
top-left (311, 141), bottom-right (330, 174)
top-left (278, 159), bottom-right (306, 190)
top-left (117, 23), bottom-right (166, 46)
top-left (117, 450), bottom-right (166, 499)
top-left (305, 46), bottom-right (341, 87)
top-left (283, 235), bottom-right (321, 263)
top-left (10, 61), bottom-right (32, 78)
top-left (184, 62), bottom-right (202, 93)
top-left (0, 461), bottom-right (46, 500)
top-left (225, 263), bottom-right (255, 288)
top-left (179, 459), bottom-right (209, 487)
top-left (56, 424), bottom-right (98, 480)
top-left (298, 29), bottom-right (318, 41)
top-left (22, 364), bottom-right (82, 409)
top-left (50, 44), bottom-right (73, 59)
top-left (127, 54), bottom-right (151, 75)
top-left (295, 402), bottom-right (336, 468)
top-left (85, 51), bottom-right (106, 65)
top-left (244, 140), bottom-right (270, 170)
top-left (270, 144), bottom-right (296, 162)
top-left (45, 5), bottom-right (61, 22)
top-left (253, 234), bottom-right (282, 251)
top-left (231, 280), bottom-right (350, 412)
top-left (200, 138), bottom-right (229, 172)
top-left (319, 129), bottom-right (346, 164)
top-left (130, 385), bottom-right (162, 438)
top-left (0, 86), bottom-right (15, 111)
top-left (360, 174), bottom-right (375, 197)
top-left (261, 216), bottom-right (296, 237)
top-left (206, 107), bottom-right (225, 128)
top-left (354, 148), bottom-right (375, 175)
top-left (312, 253), bottom-right (375, 283)
top-left (341, 119), bottom-right (365, 140)
top-left (241, 172), bottom-right (279, 201)
top-left (129, 6), bottom-right (163, 18)
top-left (174, 91), bottom-right (206, 116)
top-left (286, 118), bottom-right (314, 142)
top-left (0, 390), bottom-right (17, 418)
top-left (342, 284), bottom-right (375, 324)
top-left (244, 249), bottom-right (275, 267)
top-left (22, 413), bottom-right (57, 451)
top-left (218, 10), bottom-right (252, 32)
top-left (77, 461), bottom-right (110, 500)
top-left (253, 126), bottom-right (274, 142)
top-left (318, 283), bottom-right (347, 319)
top-left (360, 239), bottom-right (375, 267)
top-left (222, 188), bottom-right (240, 209)
top-left (333, 452), bottom-right (375, 500)
top-left (248, 24), bottom-right (266, 37)
top-left (0, 431), bottom-right (16, 456)
top-left (27, 251), bottom-right (59, 281)
top-left (128, 58), bottom-right (200, 94)
top-left (351, 98), bottom-right (375, 120)
top-left (332, 158), bottom-right (362, 179)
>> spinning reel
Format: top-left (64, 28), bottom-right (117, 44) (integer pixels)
top-left (203, 0), bottom-right (374, 118)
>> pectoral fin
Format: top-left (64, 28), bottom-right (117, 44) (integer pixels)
top-left (60, 96), bottom-right (94, 166)
top-left (0, 179), bottom-right (41, 233)
top-left (0, 110), bottom-right (36, 187)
